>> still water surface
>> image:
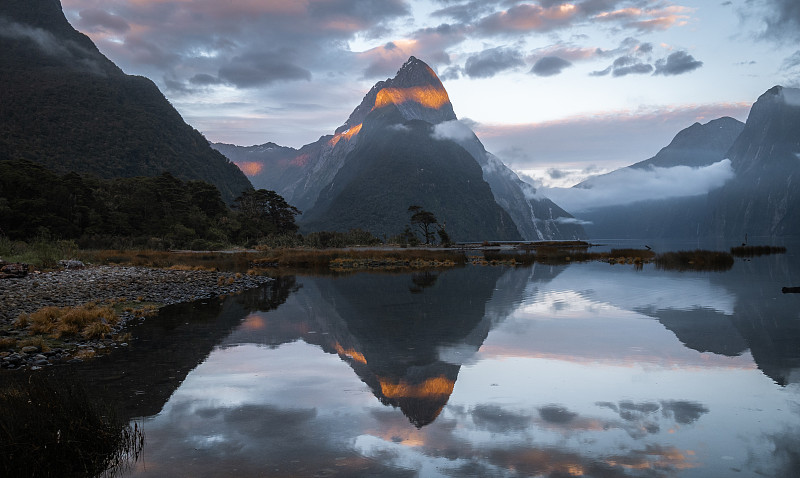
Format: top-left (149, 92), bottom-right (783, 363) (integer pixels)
top-left (104, 252), bottom-right (799, 477)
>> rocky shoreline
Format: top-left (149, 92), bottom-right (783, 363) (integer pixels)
top-left (0, 265), bottom-right (273, 370)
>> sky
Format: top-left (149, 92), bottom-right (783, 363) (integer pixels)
top-left (60, 0), bottom-right (800, 187)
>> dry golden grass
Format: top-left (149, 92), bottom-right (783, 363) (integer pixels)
top-left (0, 337), bottom-right (17, 350)
top-left (17, 303), bottom-right (118, 340)
top-left (252, 248), bottom-right (467, 272)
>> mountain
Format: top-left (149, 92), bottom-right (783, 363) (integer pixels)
top-left (571, 86), bottom-right (800, 240)
top-left (213, 57), bottom-right (585, 241)
top-left (0, 0), bottom-right (251, 203)
top-left (572, 117), bottom-right (745, 239)
top-left (705, 86), bottom-right (800, 238)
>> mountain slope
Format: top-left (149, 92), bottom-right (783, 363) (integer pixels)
top-left (572, 117), bottom-right (745, 239)
top-left (705, 86), bottom-right (800, 238)
top-left (572, 86), bottom-right (799, 240)
top-left (301, 106), bottom-right (521, 241)
top-left (216, 57), bottom-right (585, 240)
top-left (0, 0), bottom-right (251, 203)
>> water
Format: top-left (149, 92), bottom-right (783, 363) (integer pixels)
top-left (84, 253), bottom-right (800, 477)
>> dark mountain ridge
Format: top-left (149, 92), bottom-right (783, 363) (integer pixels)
top-left (575, 85), bottom-right (799, 240)
top-left (0, 0), bottom-right (251, 203)
top-left (705, 86), bottom-right (800, 238)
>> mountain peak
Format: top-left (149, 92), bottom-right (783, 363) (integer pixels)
top-left (336, 57), bottom-right (456, 134)
top-left (393, 56), bottom-right (441, 88)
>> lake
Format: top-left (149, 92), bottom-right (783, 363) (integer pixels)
top-left (79, 249), bottom-right (800, 477)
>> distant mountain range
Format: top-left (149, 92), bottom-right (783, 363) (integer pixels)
top-left (561, 86), bottom-right (800, 240)
top-left (213, 57), bottom-right (585, 242)
top-left (0, 0), bottom-right (251, 203)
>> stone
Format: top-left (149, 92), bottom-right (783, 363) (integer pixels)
top-left (59, 260), bottom-right (85, 270)
top-left (21, 345), bottom-right (39, 354)
top-left (0, 262), bottom-right (28, 279)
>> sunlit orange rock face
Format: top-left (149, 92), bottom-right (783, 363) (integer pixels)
top-left (328, 123), bottom-right (362, 147)
top-left (235, 161), bottom-right (263, 176)
top-left (290, 153), bottom-right (311, 167)
top-left (378, 376), bottom-right (455, 400)
top-left (334, 342), bottom-right (367, 365)
top-left (373, 86), bottom-right (450, 111)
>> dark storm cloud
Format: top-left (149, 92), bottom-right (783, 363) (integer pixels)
top-left (653, 50), bottom-right (703, 75)
top-left (76, 8), bottom-right (130, 33)
top-left (64, 0), bottom-right (413, 91)
top-left (530, 56), bottom-right (572, 76)
top-left (218, 51), bottom-right (312, 88)
top-left (464, 46), bottom-right (525, 78)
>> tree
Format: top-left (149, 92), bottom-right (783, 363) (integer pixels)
top-left (437, 225), bottom-right (452, 247)
top-left (233, 189), bottom-right (301, 241)
top-left (408, 205), bottom-right (439, 244)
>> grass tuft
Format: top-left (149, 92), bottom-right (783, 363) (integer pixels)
top-left (18, 303), bottom-right (118, 340)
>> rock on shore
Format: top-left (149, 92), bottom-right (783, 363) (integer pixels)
top-left (0, 265), bottom-right (272, 370)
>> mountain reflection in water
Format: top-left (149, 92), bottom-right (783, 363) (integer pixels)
top-left (90, 253), bottom-right (799, 478)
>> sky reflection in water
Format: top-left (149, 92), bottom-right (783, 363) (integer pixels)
top-left (129, 257), bottom-right (800, 478)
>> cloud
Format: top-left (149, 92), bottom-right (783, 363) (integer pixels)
top-left (591, 48), bottom-right (702, 78)
top-left (530, 56), bottom-right (572, 76)
top-left (555, 217), bottom-right (593, 225)
top-left (594, 5), bottom-right (693, 32)
top-left (602, 55), bottom-right (654, 77)
top-left (540, 159), bottom-right (735, 212)
top-left (472, 404), bottom-right (532, 432)
top-left (431, 0), bottom-right (497, 23)
top-left (0, 17), bottom-right (108, 74)
top-left (518, 165), bottom-right (609, 188)
top-left (475, 2), bottom-right (582, 35)
top-left (388, 123), bottom-right (411, 132)
top-left (439, 65), bottom-right (463, 80)
top-left (218, 51), bottom-right (312, 88)
top-left (358, 24), bottom-right (467, 78)
top-left (464, 46), bottom-right (524, 78)
top-left (754, 0), bottom-right (800, 42)
top-left (660, 400), bottom-right (709, 425)
top-left (76, 8), bottom-right (130, 33)
top-left (538, 405), bottom-right (578, 424)
top-left (431, 119), bottom-right (475, 142)
top-left (475, 103), bottom-right (752, 174)
top-left (653, 50), bottom-right (703, 76)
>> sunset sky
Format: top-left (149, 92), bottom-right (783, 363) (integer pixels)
top-left (60, 0), bottom-right (799, 186)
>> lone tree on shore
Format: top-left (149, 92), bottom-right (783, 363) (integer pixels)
top-left (408, 205), bottom-right (439, 244)
top-left (234, 189), bottom-right (301, 240)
